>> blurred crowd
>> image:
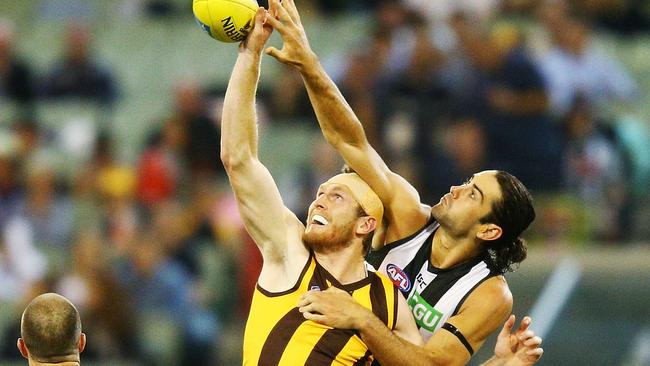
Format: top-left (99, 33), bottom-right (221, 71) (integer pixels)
top-left (0, 0), bottom-right (648, 364)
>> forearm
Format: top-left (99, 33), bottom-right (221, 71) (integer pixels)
top-left (299, 60), bottom-right (367, 148)
top-left (359, 315), bottom-right (448, 366)
top-left (221, 51), bottom-right (262, 167)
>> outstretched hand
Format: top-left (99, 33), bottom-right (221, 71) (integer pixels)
top-left (240, 7), bottom-right (273, 55)
top-left (494, 315), bottom-right (544, 365)
top-left (263, 0), bottom-right (318, 70)
top-left (298, 286), bottom-right (372, 330)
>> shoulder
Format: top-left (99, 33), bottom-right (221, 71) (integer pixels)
top-left (460, 275), bottom-right (513, 318)
top-left (441, 276), bottom-right (512, 351)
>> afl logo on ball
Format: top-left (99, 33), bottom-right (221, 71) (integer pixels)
top-left (386, 264), bottom-right (411, 292)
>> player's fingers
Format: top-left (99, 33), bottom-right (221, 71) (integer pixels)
top-left (499, 314), bottom-right (515, 338)
top-left (324, 286), bottom-right (345, 294)
top-left (283, 0), bottom-right (301, 24)
top-left (518, 330), bottom-right (534, 342)
top-left (270, 0), bottom-right (293, 23)
top-left (524, 336), bottom-right (542, 348)
top-left (252, 7), bottom-right (266, 30)
top-left (265, 47), bottom-right (285, 61)
top-left (526, 347), bottom-right (543, 358)
top-left (516, 316), bottom-right (532, 334)
top-left (268, 0), bottom-right (280, 16)
top-left (299, 289), bottom-right (320, 300)
top-left (296, 298), bottom-right (310, 308)
top-left (263, 13), bottom-right (287, 34)
top-left (301, 311), bottom-right (325, 323)
top-left (298, 302), bottom-right (323, 314)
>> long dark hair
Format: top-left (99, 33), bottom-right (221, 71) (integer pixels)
top-left (479, 171), bottom-right (535, 274)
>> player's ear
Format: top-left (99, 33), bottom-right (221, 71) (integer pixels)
top-left (17, 338), bottom-right (28, 359)
top-left (357, 216), bottom-right (377, 235)
top-left (79, 333), bottom-right (86, 353)
top-left (476, 223), bottom-right (502, 242)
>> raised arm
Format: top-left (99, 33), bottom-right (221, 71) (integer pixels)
top-left (220, 8), bottom-right (307, 279)
top-left (263, 0), bottom-right (429, 243)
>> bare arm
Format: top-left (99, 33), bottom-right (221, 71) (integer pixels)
top-left (264, 0), bottom-right (429, 244)
top-left (220, 8), bottom-right (307, 276)
top-left (299, 277), bottom-right (514, 365)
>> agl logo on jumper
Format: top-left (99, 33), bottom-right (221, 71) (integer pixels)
top-left (386, 264), bottom-right (411, 292)
top-left (407, 293), bottom-right (443, 332)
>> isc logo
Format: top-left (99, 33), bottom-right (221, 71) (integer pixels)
top-left (386, 264), bottom-right (411, 292)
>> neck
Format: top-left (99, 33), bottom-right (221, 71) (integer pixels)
top-left (431, 227), bottom-right (481, 269)
top-left (313, 243), bottom-right (367, 285)
top-left (29, 360), bottom-right (80, 366)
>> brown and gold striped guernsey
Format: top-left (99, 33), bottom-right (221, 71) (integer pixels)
top-left (243, 251), bottom-right (399, 366)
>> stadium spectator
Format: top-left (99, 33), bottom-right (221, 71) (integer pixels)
top-left (136, 119), bottom-right (183, 208)
top-left (56, 230), bottom-right (140, 360)
top-left (451, 16), bottom-right (563, 191)
top-left (561, 96), bottom-right (629, 241)
top-left (42, 23), bottom-right (118, 106)
top-left (536, 5), bottom-right (638, 116)
top-left (169, 80), bottom-right (224, 178)
top-left (13, 156), bottom-right (74, 250)
top-left (116, 230), bottom-right (220, 365)
top-left (0, 20), bottom-right (35, 118)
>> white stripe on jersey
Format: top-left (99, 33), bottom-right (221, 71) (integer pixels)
top-left (418, 261), bottom-right (490, 340)
top-left (374, 223), bottom-right (438, 275)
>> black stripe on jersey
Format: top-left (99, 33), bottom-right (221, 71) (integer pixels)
top-left (365, 217), bottom-right (438, 267)
top-left (401, 233), bottom-right (434, 284)
top-left (392, 285), bottom-right (399, 330)
top-left (369, 276), bottom-right (388, 325)
top-left (304, 329), bottom-right (356, 365)
top-left (419, 255), bottom-right (485, 307)
top-left (354, 350), bottom-right (372, 366)
top-left (257, 252), bottom-right (313, 297)
top-left (257, 307), bottom-right (306, 366)
top-left (317, 261), bottom-right (374, 291)
top-left (451, 273), bottom-right (495, 316)
top-left (310, 260), bottom-right (332, 291)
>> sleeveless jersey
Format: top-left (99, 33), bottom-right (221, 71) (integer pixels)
top-left (243, 252), bottom-right (399, 366)
top-left (366, 219), bottom-right (497, 342)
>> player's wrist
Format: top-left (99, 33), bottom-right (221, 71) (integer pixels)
top-left (353, 307), bottom-right (376, 331)
top-left (297, 50), bottom-right (320, 75)
top-left (239, 48), bottom-right (263, 62)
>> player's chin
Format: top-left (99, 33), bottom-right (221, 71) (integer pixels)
top-left (430, 202), bottom-right (444, 217)
top-left (303, 228), bottom-right (333, 249)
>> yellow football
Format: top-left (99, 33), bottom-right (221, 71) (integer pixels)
top-left (193, 0), bottom-right (258, 43)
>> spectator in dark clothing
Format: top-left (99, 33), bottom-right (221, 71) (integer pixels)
top-left (452, 18), bottom-right (563, 191)
top-left (170, 80), bottom-right (224, 178)
top-left (0, 21), bottom-right (35, 117)
top-left (422, 117), bottom-right (489, 202)
top-left (42, 24), bottom-right (118, 106)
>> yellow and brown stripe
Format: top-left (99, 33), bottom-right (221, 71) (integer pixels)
top-left (243, 253), bottom-right (398, 366)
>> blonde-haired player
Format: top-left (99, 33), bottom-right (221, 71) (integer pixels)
top-left (222, 4), bottom-right (542, 365)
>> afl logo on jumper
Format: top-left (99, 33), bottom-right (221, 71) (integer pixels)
top-left (386, 264), bottom-right (411, 292)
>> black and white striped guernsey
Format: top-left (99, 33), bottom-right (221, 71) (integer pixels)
top-left (365, 218), bottom-right (497, 342)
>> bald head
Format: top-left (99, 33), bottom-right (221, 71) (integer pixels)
top-left (20, 293), bottom-right (83, 362)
